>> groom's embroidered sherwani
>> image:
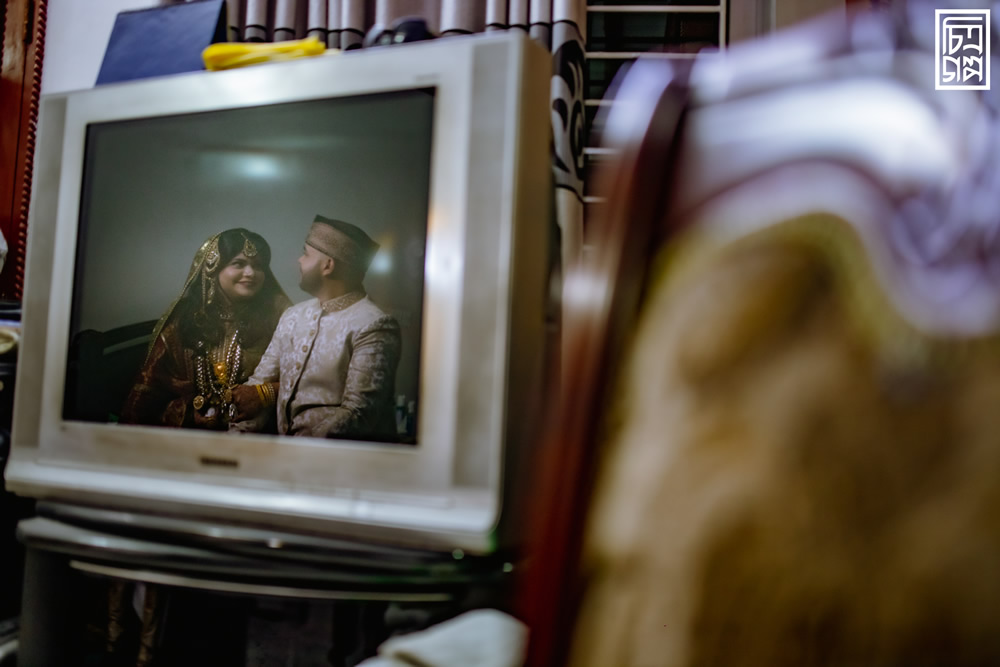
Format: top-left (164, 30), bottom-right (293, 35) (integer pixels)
top-left (233, 291), bottom-right (400, 439)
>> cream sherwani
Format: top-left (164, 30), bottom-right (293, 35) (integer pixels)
top-left (233, 291), bottom-right (401, 439)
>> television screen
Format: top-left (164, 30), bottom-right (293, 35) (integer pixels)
top-left (63, 89), bottom-right (433, 445)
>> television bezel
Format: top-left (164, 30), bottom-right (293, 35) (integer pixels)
top-left (5, 32), bottom-right (551, 554)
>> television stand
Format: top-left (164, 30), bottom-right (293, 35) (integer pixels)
top-left (17, 502), bottom-right (515, 666)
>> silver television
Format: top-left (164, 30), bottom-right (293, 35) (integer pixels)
top-left (5, 31), bottom-right (551, 555)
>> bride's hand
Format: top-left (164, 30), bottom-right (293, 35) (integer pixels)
top-left (230, 384), bottom-right (263, 421)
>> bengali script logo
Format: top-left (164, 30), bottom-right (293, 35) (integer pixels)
top-left (936, 9), bottom-right (990, 90)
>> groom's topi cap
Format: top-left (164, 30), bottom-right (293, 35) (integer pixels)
top-left (306, 214), bottom-right (380, 273)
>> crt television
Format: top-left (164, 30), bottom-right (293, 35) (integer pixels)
top-left (6, 31), bottom-right (551, 555)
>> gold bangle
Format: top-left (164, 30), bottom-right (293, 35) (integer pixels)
top-left (256, 382), bottom-right (276, 407)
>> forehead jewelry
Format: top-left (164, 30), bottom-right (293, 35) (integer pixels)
top-left (242, 235), bottom-right (259, 258)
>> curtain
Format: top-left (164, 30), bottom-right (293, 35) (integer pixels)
top-left (215, 1), bottom-right (583, 53)
top-left (327, 0), bottom-right (340, 48)
top-left (486, 0), bottom-right (508, 31)
top-left (508, 0), bottom-right (528, 32)
top-left (549, 0), bottom-right (585, 271)
top-left (307, 0), bottom-right (326, 41)
top-left (440, 0), bottom-right (484, 35)
top-left (219, 0), bottom-right (586, 267)
top-left (530, 0), bottom-right (552, 48)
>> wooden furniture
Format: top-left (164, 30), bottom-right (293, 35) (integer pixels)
top-left (519, 56), bottom-right (692, 667)
top-left (0, 0), bottom-right (46, 299)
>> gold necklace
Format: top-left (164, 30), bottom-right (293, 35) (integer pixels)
top-left (193, 330), bottom-right (242, 416)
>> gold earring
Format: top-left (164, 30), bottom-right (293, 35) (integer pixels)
top-left (203, 271), bottom-right (216, 305)
top-left (204, 237), bottom-right (221, 273)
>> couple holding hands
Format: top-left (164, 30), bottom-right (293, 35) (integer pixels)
top-left (121, 215), bottom-right (401, 442)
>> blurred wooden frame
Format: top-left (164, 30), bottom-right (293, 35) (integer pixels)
top-left (518, 59), bottom-right (692, 667)
top-left (0, 0), bottom-right (46, 300)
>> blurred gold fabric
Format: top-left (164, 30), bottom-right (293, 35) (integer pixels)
top-left (571, 213), bottom-right (1000, 666)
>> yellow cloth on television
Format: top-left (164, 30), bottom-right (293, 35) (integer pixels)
top-left (202, 36), bottom-right (329, 71)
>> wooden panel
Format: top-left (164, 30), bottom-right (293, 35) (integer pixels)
top-left (0, 0), bottom-right (29, 280)
top-left (519, 58), bottom-right (692, 666)
top-left (0, 0), bottom-right (45, 299)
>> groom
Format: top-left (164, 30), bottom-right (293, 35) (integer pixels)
top-left (230, 215), bottom-right (401, 440)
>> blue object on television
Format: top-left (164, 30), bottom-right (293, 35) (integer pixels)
top-left (96, 0), bottom-right (227, 86)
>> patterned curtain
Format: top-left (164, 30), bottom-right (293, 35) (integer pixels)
top-left (548, 0), bottom-right (585, 272)
top-left (211, 0), bottom-right (586, 268)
